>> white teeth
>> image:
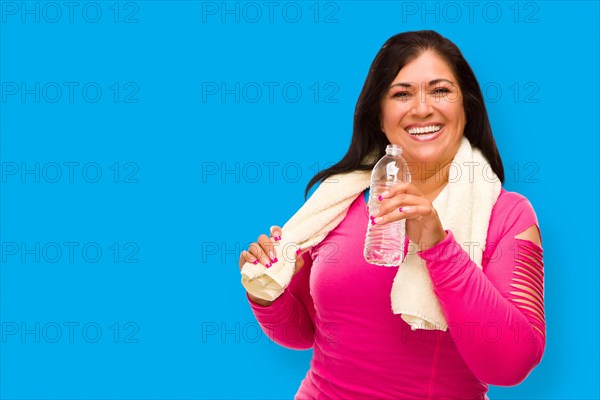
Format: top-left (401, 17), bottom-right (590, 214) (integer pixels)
top-left (407, 125), bottom-right (442, 135)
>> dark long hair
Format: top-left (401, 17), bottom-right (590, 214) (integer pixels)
top-left (304, 30), bottom-right (504, 199)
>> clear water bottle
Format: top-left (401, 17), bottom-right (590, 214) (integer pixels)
top-left (364, 144), bottom-right (411, 266)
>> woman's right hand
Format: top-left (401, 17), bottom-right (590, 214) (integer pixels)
top-left (238, 225), bottom-right (306, 306)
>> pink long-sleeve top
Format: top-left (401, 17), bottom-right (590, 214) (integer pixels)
top-left (247, 188), bottom-right (546, 399)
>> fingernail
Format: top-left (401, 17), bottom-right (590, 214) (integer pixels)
top-left (252, 260), bottom-right (258, 265)
top-left (261, 257), bottom-right (270, 266)
top-left (377, 195), bottom-right (383, 201)
top-left (370, 219), bottom-right (376, 225)
top-left (374, 217), bottom-right (383, 223)
top-left (272, 257), bottom-right (278, 263)
top-left (269, 250), bottom-right (275, 261)
top-left (295, 248), bottom-right (302, 255)
top-left (399, 207), bottom-right (404, 213)
top-left (273, 235), bottom-right (281, 241)
top-left (265, 263), bottom-right (272, 268)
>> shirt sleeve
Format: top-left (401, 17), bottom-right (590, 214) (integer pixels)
top-left (246, 251), bottom-right (316, 350)
top-left (417, 196), bottom-right (546, 386)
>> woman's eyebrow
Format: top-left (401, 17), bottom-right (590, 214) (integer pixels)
top-left (429, 78), bottom-right (455, 86)
top-left (389, 82), bottom-right (415, 89)
top-left (389, 79), bottom-right (455, 89)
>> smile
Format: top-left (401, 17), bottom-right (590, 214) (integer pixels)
top-left (404, 124), bottom-right (445, 142)
top-left (407, 125), bottom-right (442, 135)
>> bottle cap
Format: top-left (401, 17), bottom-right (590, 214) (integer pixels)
top-left (386, 144), bottom-right (403, 156)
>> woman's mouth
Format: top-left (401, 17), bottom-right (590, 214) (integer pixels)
top-left (405, 124), bottom-right (444, 141)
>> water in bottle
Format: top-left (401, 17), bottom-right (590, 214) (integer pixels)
top-left (364, 144), bottom-right (411, 266)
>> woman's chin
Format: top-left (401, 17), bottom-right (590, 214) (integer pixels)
top-left (406, 152), bottom-right (445, 166)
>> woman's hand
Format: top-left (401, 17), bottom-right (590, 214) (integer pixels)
top-left (369, 182), bottom-right (447, 252)
top-left (238, 225), bottom-right (305, 306)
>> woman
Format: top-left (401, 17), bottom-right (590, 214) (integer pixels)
top-left (238, 30), bottom-right (545, 399)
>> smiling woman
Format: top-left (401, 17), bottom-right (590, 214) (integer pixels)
top-left (382, 53), bottom-right (465, 174)
top-left (239, 30), bottom-right (545, 399)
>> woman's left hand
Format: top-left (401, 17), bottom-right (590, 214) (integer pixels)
top-left (369, 182), bottom-right (447, 252)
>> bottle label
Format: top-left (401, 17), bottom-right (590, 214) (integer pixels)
top-left (385, 162), bottom-right (399, 182)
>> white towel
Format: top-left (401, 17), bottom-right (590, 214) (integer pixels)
top-left (241, 136), bottom-right (501, 331)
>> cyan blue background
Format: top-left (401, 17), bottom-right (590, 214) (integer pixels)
top-left (1, 1), bottom-right (598, 399)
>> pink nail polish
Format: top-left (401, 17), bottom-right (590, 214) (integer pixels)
top-left (399, 207), bottom-right (404, 213)
top-left (371, 220), bottom-right (376, 225)
top-left (272, 257), bottom-right (278, 263)
top-left (252, 260), bottom-right (258, 265)
top-left (265, 263), bottom-right (272, 268)
top-left (378, 195), bottom-right (383, 201)
top-left (273, 235), bottom-right (281, 241)
top-left (296, 248), bottom-right (302, 255)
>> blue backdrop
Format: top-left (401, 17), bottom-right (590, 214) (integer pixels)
top-left (1, 1), bottom-right (598, 399)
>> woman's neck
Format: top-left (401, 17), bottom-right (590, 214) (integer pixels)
top-left (411, 160), bottom-right (452, 202)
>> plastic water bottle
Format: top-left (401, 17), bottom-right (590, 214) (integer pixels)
top-left (364, 144), bottom-right (411, 266)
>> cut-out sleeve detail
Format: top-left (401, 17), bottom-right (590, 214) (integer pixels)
top-left (509, 238), bottom-right (545, 338)
top-left (418, 194), bottom-right (546, 386)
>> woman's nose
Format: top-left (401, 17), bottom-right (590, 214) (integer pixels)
top-left (410, 93), bottom-right (433, 117)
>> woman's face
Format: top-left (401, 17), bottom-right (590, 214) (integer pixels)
top-left (380, 51), bottom-right (466, 171)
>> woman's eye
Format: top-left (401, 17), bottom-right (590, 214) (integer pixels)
top-left (392, 91), bottom-right (410, 98)
top-left (432, 87), bottom-right (451, 96)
